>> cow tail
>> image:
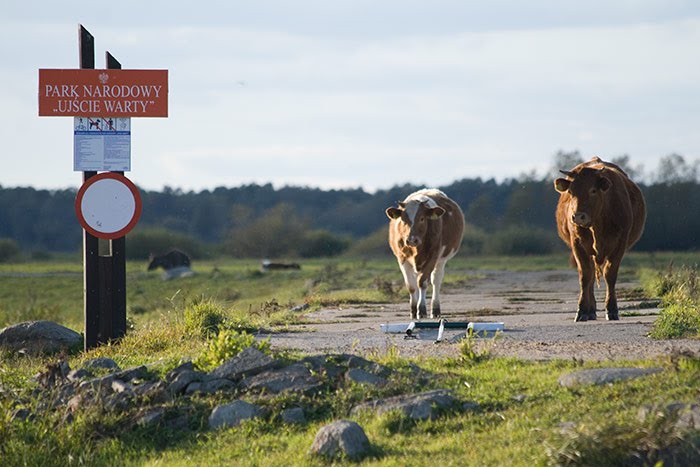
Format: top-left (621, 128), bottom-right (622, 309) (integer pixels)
top-left (595, 263), bottom-right (602, 287)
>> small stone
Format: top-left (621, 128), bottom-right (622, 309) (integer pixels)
top-left (209, 400), bottom-right (262, 430)
top-left (111, 379), bottom-right (133, 394)
top-left (352, 389), bottom-right (458, 421)
top-left (137, 408), bottom-right (166, 427)
top-left (241, 363), bottom-right (321, 395)
top-left (210, 347), bottom-right (278, 381)
top-left (83, 357), bottom-right (120, 372)
top-left (558, 367), bottom-right (663, 388)
top-left (67, 368), bottom-right (91, 382)
top-left (345, 368), bottom-right (386, 387)
top-left (309, 420), bottom-right (371, 460)
top-left (168, 369), bottom-right (206, 395)
top-left (281, 407), bottom-right (306, 424)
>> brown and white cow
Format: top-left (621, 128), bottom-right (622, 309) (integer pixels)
top-left (386, 189), bottom-right (465, 319)
top-left (554, 157), bottom-right (646, 322)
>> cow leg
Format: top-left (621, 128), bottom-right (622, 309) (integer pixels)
top-left (573, 247), bottom-right (596, 322)
top-left (429, 259), bottom-right (448, 319)
top-left (399, 261), bottom-right (420, 319)
top-left (603, 257), bottom-right (622, 320)
top-left (417, 271), bottom-right (430, 319)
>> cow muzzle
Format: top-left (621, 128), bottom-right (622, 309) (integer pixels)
top-left (572, 211), bottom-right (591, 227)
top-left (406, 236), bottom-right (421, 247)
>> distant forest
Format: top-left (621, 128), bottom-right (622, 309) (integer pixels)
top-left (1, 151), bottom-right (699, 259)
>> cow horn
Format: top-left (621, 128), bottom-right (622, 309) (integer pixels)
top-left (559, 170), bottom-right (575, 178)
top-left (398, 201), bottom-right (406, 208)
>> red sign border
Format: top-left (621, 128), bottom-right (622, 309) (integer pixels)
top-left (75, 172), bottom-right (142, 239)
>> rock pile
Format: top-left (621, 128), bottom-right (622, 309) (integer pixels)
top-left (9, 346), bottom-right (472, 460)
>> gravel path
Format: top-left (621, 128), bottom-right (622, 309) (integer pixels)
top-left (264, 270), bottom-right (700, 361)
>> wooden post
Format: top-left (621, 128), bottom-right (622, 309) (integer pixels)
top-left (80, 24), bottom-right (100, 350)
top-left (106, 51), bottom-right (127, 340)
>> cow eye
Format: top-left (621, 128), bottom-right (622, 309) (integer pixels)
top-left (590, 188), bottom-right (597, 195)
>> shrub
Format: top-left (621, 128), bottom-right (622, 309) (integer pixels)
top-left (298, 230), bottom-right (349, 258)
top-left (344, 227), bottom-right (392, 258)
top-left (459, 224), bottom-right (486, 256)
top-left (483, 226), bottom-right (558, 256)
top-left (0, 238), bottom-right (21, 263)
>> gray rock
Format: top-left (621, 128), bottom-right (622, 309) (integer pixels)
top-left (165, 361), bottom-right (195, 382)
top-left (211, 347), bottom-right (278, 381)
top-left (281, 407), bottom-right (306, 424)
top-left (186, 378), bottom-right (235, 395)
top-left (347, 355), bottom-right (391, 377)
top-left (241, 363), bottom-right (322, 395)
top-left (11, 408), bottom-right (34, 422)
top-left (209, 400), bottom-right (262, 430)
top-left (79, 365), bottom-right (148, 394)
top-left (83, 357), bottom-right (120, 372)
top-left (558, 367), bottom-right (663, 388)
top-left (675, 404), bottom-right (700, 432)
top-left (168, 369), bottom-right (207, 395)
top-left (137, 408), bottom-right (166, 427)
top-left (345, 368), bottom-right (387, 387)
top-left (111, 379), bottom-right (134, 394)
top-left (309, 420), bottom-right (371, 460)
top-left (0, 321), bottom-right (82, 354)
top-left (67, 368), bottom-right (92, 382)
top-left (351, 389), bottom-right (458, 421)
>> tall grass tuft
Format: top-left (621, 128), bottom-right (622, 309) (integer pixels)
top-left (641, 265), bottom-right (700, 339)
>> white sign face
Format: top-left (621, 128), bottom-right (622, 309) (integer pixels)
top-left (74, 117), bottom-right (131, 171)
top-left (75, 173), bottom-right (142, 239)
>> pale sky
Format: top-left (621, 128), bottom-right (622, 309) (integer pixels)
top-left (2, 1), bottom-right (699, 192)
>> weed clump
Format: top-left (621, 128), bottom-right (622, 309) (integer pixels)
top-left (183, 299), bottom-right (228, 337)
top-left (194, 329), bottom-right (270, 372)
top-left (641, 265), bottom-right (700, 339)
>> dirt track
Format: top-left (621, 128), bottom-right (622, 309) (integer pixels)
top-left (265, 270), bottom-right (700, 361)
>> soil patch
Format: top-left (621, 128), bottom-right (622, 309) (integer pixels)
top-left (265, 270), bottom-right (700, 361)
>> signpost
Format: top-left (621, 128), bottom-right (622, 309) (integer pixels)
top-left (38, 25), bottom-right (168, 349)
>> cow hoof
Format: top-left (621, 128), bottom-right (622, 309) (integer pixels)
top-left (606, 312), bottom-right (619, 321)
top-left (430, 312), bottom-right (441, 319)
top-left (574, 313), bottom-right (588, 322)
top-left (587, 312), bottom-right (597, 321)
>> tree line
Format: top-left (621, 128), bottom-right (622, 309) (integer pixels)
top-left (0, 152), bottom-right (698, 260)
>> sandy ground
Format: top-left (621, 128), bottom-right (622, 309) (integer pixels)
top-left (264, 269), bottom-right (700, 361)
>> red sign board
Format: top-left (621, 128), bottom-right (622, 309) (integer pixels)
top-left (39, 69), bottom-right (168, 117)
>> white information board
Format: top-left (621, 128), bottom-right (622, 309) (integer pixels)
top-left (74, 117), bottom-right (131, 171)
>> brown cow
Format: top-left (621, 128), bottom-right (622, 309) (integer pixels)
top-left (554, 156), bottom-right (646, 321)
top-left (386, 189), bottom-right (465, 319)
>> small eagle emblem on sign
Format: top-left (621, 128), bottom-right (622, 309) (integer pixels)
top-left (98, 72), bottom-right (109, 84)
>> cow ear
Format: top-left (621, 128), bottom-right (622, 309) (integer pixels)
top-left (597, 176), bottom-right (612, 192)
top-left (554, 178), bottom-right (570, 193)
top-left (386, 207), bottom-right (402, 219)
top-left (429, 206), bottom-right (446, 220)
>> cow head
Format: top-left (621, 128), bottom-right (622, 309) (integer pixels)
top-left (386, 200), bottom-right (445, 247)
top-left (554, 168), bottom-right (612, 228)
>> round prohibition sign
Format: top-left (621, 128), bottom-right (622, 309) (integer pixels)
top-left (75, 172), bottom-right (142, 240)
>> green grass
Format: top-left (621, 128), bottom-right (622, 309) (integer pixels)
top-left (2, 253), bottom-right (700, 465)
top-left (2, 324), bottom-right (699, 465)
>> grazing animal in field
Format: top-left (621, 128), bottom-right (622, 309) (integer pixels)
top-left (554, 157), bottom-right (646, 321)
top-left (386, 189), bottom-right (465, 319)
top-left (261, 260), bottom-right (301, 271)
top-left (147, 249), bottom-right (191, 271)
